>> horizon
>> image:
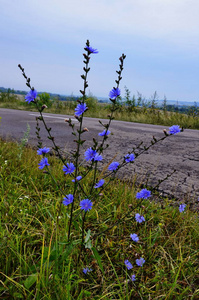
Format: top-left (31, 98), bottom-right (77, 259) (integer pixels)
top-left (1, 85), bottom-right (198, 106)
top-left (1, 1), bottom-right (199, 102)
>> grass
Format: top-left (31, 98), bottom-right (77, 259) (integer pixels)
top-left (0, 139), bottom-right (199, 299)
top-left (1, 97), bottom-right (199, 130)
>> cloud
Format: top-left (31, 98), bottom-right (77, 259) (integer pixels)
top-left (1, 0), bottom-right (199, 100)
top-left (2, 0), bottom-right (199, 49)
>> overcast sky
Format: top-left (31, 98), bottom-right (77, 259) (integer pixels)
top-left (1, 0), bottom-right (199, 101)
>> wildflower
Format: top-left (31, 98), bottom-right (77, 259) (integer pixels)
top-left (131, 274), bottom-right (136, 282)
top-left (75, 103), bottom-right (88, 117)
top-left (136, 188), bottom-right (151, 199)
top-left (109, 88), bottom-right (120, 99)
top-left (179, 204), bottom-right (186, 212)
top-left (25, 89), bottom-right (37, 103)
top-left (83, 267), bottom-right (92, 274)
top-left (135, 213), bottom-right (145, 223)
top-left (63, 194), bottom-right (74, 206)
top-left (72, 176), bottom-right (82, 182)
top-left (125, 153), bottom-right (135, 163)
top-left (38, 157), bottom-right (50, 169)
top-left (80, 199), bottom-right (93, 211)
top-left (136, 257), bottom-right (145, 267)
top-left (94, 153), bottom-right (103, 161)
top-left (130, 233), bottom-right (139, 242)
top-left (63, 163), bottom-right (75, 175)
top-left (37, 147), bottom-right (50, 155)
top-left (84, 147), bottom-right (103, 162)
top-left (169, 125), bottom-right (181, 135)
top-left (108, 161), bottom-right (119, 171)
top-left (86, 46), bottom-right (98, 54)
top-left (94, 179), bottom-right (105, 188)
top-left (124, 260), bottom-right (133, 270)
top-left (98, 129), bottom-right (111, 136)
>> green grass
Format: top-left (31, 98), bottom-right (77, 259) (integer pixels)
top-left (1, 98), bottom-right (199, 130)
top-left (0, 139), bottom-right (199, 299)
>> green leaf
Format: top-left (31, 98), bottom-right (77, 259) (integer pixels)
top-left (85, 229), bottom-right (91, 243)
top-left (92, 247), bottom-right (105, 275)
top-left (24, 273), bottom-right (38, 289)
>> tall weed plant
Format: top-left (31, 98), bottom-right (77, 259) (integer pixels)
top-left (1, 40), bottom-right (198, 299)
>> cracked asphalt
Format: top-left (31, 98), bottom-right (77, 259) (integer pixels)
top-left (0, 108), bottom-right (198, 207)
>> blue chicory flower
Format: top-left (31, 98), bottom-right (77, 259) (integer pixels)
top-left (80, 199), bottom-right (93, 212)
top-left (38, 157), bottom-right (50, 169)
top-left (135, 213), bottom-right (145, 223)
top-left (131, 274), bottom-right (136, 282)
top-left (63, 194), bottom-right (74, 206)
top-left (179, 204), bottom-right (186, 212)
top-left (109, 88), bottom-right (120, 99)
top-left (63, 163), bottom-right (75, 175)
top-left (136, 188), bottom-right (151, 199)
top-left (94, 153), bottom-right (103, 161)
top-left (108, 161), bottom-right (119, 171)
top-left (125, 153), bottom-right (135, 163)
top-left (25, 89), bottom-right (37, 103)
top-left (94, 179), bottom-right (105, 188)
top-left (130, 233), bottom-right (139, 242)
top-left (86, 46), bottom-right (98, 54)
top-left (98, 129), bottom-right (111, 136)
top-left (136, 257), bottom-right (145, 267)
top-left (72, 176), bottom-right (82, 182)
top-left (124, 259), bottom-right (133, 270)
top-left (83, 267), bottom-right (92, 274)
top-left (37, 147), bottom-right (50, 155)
top-left (84, 147), bottom-right (103, 162)
top-left (75, 103), bottom-right (88, 117)
top-left (169, 125), bottom-right (181, 135)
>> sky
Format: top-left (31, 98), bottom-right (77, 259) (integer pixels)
top-left (1, 0), bottom-right (199, 101)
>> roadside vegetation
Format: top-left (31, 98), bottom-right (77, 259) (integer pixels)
top-left (1, 42), bottom-right (199, 300)
top-left (0, 139), bottom-right (199, 299)
top-left (0, 87), bottom-right (199, 130)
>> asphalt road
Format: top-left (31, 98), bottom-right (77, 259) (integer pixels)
top-left (0, 108), bottom-right (199, 205)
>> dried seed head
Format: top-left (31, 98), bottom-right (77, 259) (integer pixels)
top-left (41, 104), bottom-right (47, 110)
top-left (83, 127), bottom-right (89, 132)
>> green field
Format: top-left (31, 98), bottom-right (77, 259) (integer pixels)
top-left (1, 89), bottom-right (199, 130)
top-left (0, 139), bottom-right (199, 299)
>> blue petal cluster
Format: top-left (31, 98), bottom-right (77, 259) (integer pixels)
top-left (63, 163), bottom-right (75, 175)
top-left (83, 267), bottom-right (92, 274)
top-left (131, 274), bottom-right (136, 282)
top-left (169, 125), bottom-right (181, 135)
top-left (80, 199), bottom-right (93, 211)
top-left (108, 161), bottom-right (119, 171)
top-left (136, 257), bottom-right (145, 267)
top-left (72, 176), bottom-right (82, 182)
top-left (130, 233), bottom-right (139, 242)
top-left (136, 188), bottom-right (151, 199)
top-left (124, 259), bottom-right (133, 270)
top-left (94, 179), bottom-right (105, 188)
top-left (84, 148), bottom-right (103, 162)
top-left (86, 46), bottom-right (98, 54)
top-left (37, 147), bottom-right (50, 155)
top-left (98, 129), bottom-right (111, 136)
top-left (25, 89), bottom-right (37, 103)
top-left (38, 157), bottom-right (50, 169)
top-left (179, 204), bottom-right (186, 212)
top-left (125, 153), bottom-right (135, 163)
top-left (135, 213), bottom-right (145, 223)
top-left (75, 103), bottom-right (88, 117)
top-left (109, 88), bottom-right (120, 99)
top-left (63, 194), bottom-right (74, 206)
